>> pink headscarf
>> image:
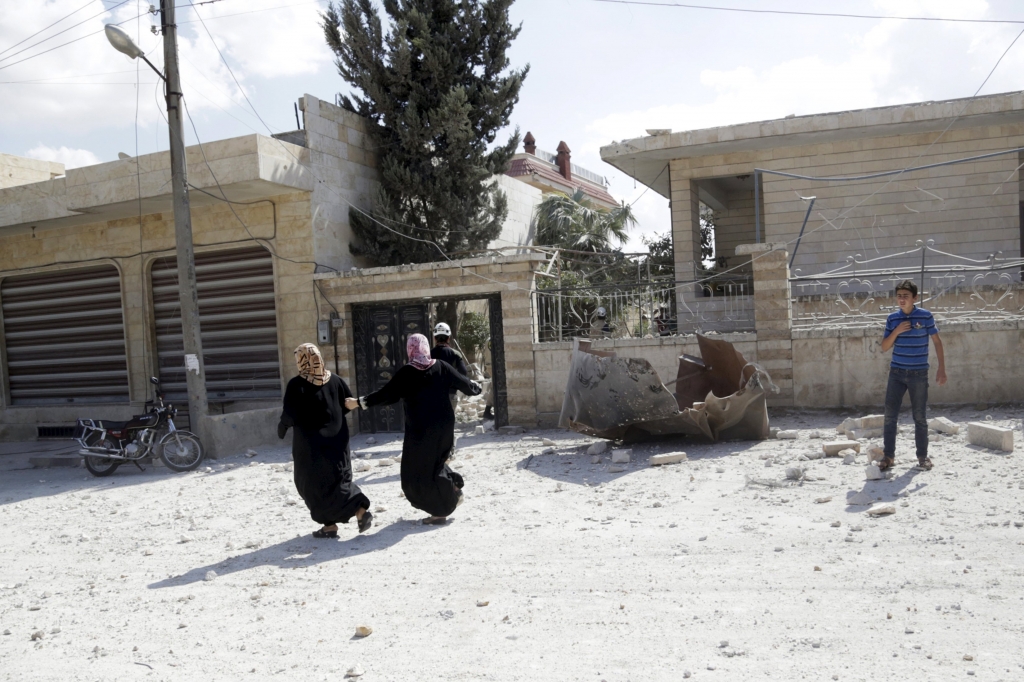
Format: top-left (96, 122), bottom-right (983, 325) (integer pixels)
top-left (406, 333), bottom-right (435, 370)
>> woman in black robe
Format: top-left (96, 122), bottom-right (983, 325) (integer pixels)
top-left (347, 333), bottom-right (481, 524)
top-left (279, 343), bottom-right (372, 538)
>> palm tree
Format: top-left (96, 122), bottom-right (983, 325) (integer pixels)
top-left (534, 188), bottom-right (636, 254)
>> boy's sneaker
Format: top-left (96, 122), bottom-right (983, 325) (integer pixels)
top-left (917, 457), bottom-right (933, 471)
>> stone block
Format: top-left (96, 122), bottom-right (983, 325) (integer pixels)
top-left (776, 430), bottom-right (799, 439)
top-left (928, 417), bottom-right (959, 435)
top-left (611, 448), bottom-right (632, 463)
top-left (864, 464), bottom-right (883, 480)
top-left (823, 440), bottom-right (861, 456)
top-left (587, 441), bottom-right (608, 455)
top-left (848, 428), bottom-right (883, 440)
top-left (650, 452), bottom-right (687, 465)
top-left (967, 422), bottom-right (1014, 452)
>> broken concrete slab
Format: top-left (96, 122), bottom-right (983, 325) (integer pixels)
top-left (848, 428), bottom-right (883, 440)
top-left (650, 452), bottom-right (687, 466)
top-left (967, 422), bottom-right (1014, 452)
top-left (866, 446), bottom-right (885, 464)
top-left (865, 465), bottom-right (883, 480)
top-left (776, 430), bottom-right (799, 440)
top-left (866, 503), bottom-right (896, 516)
top-left (927, 417), bottom-right (959, 435)
top-left (823, 440), bottom-right (861, 457)
top-left (847, 491), bottom-right (874, 506)
top-left (586, 441), bottom-right (608, 456)
top-left (611, 449), bottom-right (632, 464)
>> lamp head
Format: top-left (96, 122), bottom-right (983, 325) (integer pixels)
top-left (105, 24), bottom-right (144, 59)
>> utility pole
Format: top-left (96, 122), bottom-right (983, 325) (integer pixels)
top-left (160, 0), bottom-right (208, 440)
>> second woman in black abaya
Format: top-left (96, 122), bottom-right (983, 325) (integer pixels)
top-left (279, 343), bottom-right (372, 538)
top-left (349, 334), bottom-right (480, 524)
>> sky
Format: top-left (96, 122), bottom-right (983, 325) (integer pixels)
top-left (3, 0), bottom-right (1024, 251)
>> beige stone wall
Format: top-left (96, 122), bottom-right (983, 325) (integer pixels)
top-left (792, 321), bottom-right (1024, 407)
top-left (492, 174), bottom-right (543, 250)
top-left (314, 255), bottom-right (544, 427)
top-left (0, 190), bottom-right (316, 436)
top-left (299, 95), bottom-right (379, 272)
top-left (0, 153), bottom-right (64, 190)
top-left (669, 123), bottom-right (1024, 282)
top-left (531, 333), bottom-right (758, 426)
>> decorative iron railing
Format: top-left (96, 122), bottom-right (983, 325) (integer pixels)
top-left (532, 276), bottom-right (754, 343)
top-left (790, 240), bottom-right (1024, 329)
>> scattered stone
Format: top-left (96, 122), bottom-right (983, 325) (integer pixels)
top-left (245, 449), bottom-right (258, 457)
top-left (814, 566), bottom-right (821, 571)
top-left (354, 626), bottom-right (372, 638)
top-left (650, 452), bottom-right (687, 466)
top-left (587, 441), bottom-right (608, 455)
top-left (30, 630), bottom-right (43, 641)
top-left (849, 427), bottom-right (883, 439)
top-left (769, 427), bottom-right (780, 439)
top-left (366, 437), bottom-right (377, 445)
top-left (590, 456), bottom-right (601, 464)
top-left (785, 467), bottom-right (804, 481)
top-left (777, 430), bottom-right (799, 440)
top-left (374, 506), bottom-right (387, 513)
top-left (346, 664), bottom-right (365, 677)
top-left (840, 414), bottom-right (884, 437)
top-left (608, 465), bottom-right (627, 474)
top-left (284, 496), bottom-right (298, 506)
top-left (353, 461), bottom-right (371, 473)
top-left (865, 465), bottom-right (883, 481)
top-left (719, 640), bottom-right (729, 648)
top-left (905, 627), bottom-right (914, 634)
top-left (866, 504), bottom-right (896, 517)
top-left (928, 417), bottom-right (959, 435)
top-left (715, 467), bottom-right (725, 474)
top-left (611, 449), bottom-right (632, 464)
top-left (966, 422), bottom-right (1014, 452)
top-left (774, 547), bottom-right (784, 552)
top-left (474, 425), bottom-right (485, 435)
top-left (823, 441), bottom-right (861, 457)
top-left (541, 438), bottom-right (556, 446)
top-left (178, 535), bottom-right (193, 544)
top-left (842, 452), bottom-right (857, 465)
top-left (203, 570), bottom-right (216, 582)
top-left (830, 521), bottom-right (841, 527)
top-left (815, 496), bottom-right (832, 504)
top-left (377, 458), bottom-right (394, 467)
top-left (476, 601), bottom-right (489, 607)
top-left (809, 430), bottom-right (823, 439)
top-left (866, 446), bottom-right (885, 464)
top-left (2, 629), bottom-right (9, 636)
top-left (963, 654), bottom-right (974, 661)
top-left (143, 549), bottom-right (153, 556)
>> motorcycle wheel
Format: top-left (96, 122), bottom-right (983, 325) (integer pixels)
top-left (84, 454), bottom-right (120, 477)
top-left (159, 431), bottom-right (204, 472)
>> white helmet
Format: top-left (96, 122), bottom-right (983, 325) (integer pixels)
top-left (595, 306), bottom-right (607, 318)
top-left (433, 322), bottom-right (452, 337)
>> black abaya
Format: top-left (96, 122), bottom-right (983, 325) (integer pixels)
top-left (279, 374), bottom-right (369, 526)
top-left (363, 361), bottom-right (480, 517)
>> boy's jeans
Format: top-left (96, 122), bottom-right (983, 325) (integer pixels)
top-left (882, 367), bottom-right (929, 460)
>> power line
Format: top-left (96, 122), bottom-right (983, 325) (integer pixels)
top-left (0, 10), bottom-right (148, 73)
top-left (586, 0), bottom-right (1024, 24)
top-left (178, 1), bottom-right (325, 24)
top-left (0, 0), bottom-right (96, 58)
top-left (0, 0), bottom-right (132, 65)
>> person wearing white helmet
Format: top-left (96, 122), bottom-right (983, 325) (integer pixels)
top-left (430, 321), bottom-right (470, 410)
top-left (590, 306), bottom-right (611, 339)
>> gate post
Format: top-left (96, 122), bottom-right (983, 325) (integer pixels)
top-left (738, 242), bottom-right (794, 406)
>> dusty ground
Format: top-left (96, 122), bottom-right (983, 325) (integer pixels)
top-left (1, 406), bottom-right (1023, 682)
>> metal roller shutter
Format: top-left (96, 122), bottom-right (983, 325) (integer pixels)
top-left (1, 265), bottom-right (129, 404)
top-left (151, 246), bottom-right (281, 402)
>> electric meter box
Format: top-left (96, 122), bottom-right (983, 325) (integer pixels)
top-left (317, 320), bottom-right (331, 345)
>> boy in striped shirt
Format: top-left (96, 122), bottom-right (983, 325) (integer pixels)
top-left (879, 279), bottom-right (947, 472)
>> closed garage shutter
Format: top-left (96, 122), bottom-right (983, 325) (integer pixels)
top-left (1, 265), bottom-right (129, 404)
top-left (151, 246), bottom-right (282, 402)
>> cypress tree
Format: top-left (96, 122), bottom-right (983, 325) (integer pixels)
top-left (322, 0), bottom-right (529, 266)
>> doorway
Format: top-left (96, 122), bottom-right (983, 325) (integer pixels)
top-left (351, 294), bottom-right (508, 433)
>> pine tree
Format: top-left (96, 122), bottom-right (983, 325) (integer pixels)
top-left (322, 0), bottom-right (529, 265)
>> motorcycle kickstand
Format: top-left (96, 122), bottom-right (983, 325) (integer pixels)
top-left (132, 459), bottom-right (146, 472)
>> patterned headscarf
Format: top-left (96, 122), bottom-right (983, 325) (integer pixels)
top-left (406, 333), bottom-right (435, 370)
top-left (294, 343), bottom-right (332, 386)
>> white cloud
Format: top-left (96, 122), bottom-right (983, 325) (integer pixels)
top-left (24, 144), bottom-right (100, 169)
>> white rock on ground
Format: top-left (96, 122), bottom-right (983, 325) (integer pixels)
top-left (865, 465), bottom-right (883, 480)
top-left (610, 449), bottom-right (631, 464)
top-left (586, 441), bottom-right (608, 455)
top-left (928, 416), bottom-right (960, 435)
top-left (967, 422), bottom-right (1014, 452)
top-left (866, 503), bottom-right (896, 516)
top-left (776, 430), bottom-right (799, 440)
top-left (650, 452), bottom-right (687, 466)
top-left (823, 440), bottom-right (861, 456)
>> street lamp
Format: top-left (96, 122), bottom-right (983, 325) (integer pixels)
top-left (104, 5), bottom-right (209, 447)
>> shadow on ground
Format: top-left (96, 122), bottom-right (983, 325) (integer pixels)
top-left (147, 518), bottom-right (443, 589)
top-left (845, 464), bottom-right (926, 512)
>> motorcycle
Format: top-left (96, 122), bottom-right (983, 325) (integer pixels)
top-left (74, 377), bottom-right (204, 477)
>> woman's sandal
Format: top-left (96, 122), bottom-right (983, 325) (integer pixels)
top-left (877, 457), bottom-right (895, 472)
top-left (312, 527), bottom-right (338, 539)
top-left (358, 511), bottom-right (373, 533)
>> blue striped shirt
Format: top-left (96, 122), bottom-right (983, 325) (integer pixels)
top-left (884, 306), bottom-right (937, 370)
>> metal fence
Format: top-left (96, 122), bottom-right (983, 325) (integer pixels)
top-left (532, 275), bottom-right (754, 342)
top-left (790, 241), bottom-right (1024, 329)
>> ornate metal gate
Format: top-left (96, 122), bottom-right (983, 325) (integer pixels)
top-left (352, 302), bottom-right (428, 433)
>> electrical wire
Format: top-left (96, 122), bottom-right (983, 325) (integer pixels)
top-left (0, 0), bottom-right (131, 64)
top-left (586, 0), bottom-right (1024, 24)
top-left (0, 9), bottom-right (149, 73)
top-left (0, 0), bottom-right (97, 58)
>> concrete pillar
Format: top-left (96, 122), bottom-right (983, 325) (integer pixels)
top-left (670, 168), bottom-right (704, 330)
top-left (738, 242), bottom-right (794, 405)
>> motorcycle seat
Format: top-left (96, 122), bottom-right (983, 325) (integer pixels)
top-left (96, 420), bottom-right (130, 430)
